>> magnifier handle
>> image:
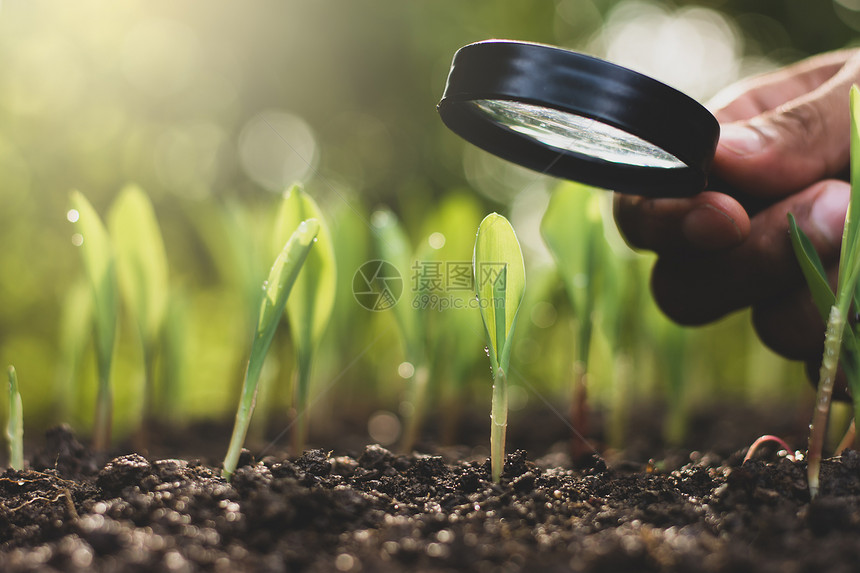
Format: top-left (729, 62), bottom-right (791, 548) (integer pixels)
top-left (706, 174), bottom-right (774, 217)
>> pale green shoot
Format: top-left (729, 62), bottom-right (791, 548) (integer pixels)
top-left (370, 209), bottom-right (427, 452)
top-left (271, 185), bottom-right (336, 454)
top-left (540, 182), bottom-right (604, 458)
top-left (55, 280), bottom-right (92, 423)
top-left (222, 218), bottom-right (319, 481)
top-left (108, 184), bottom-right (169, 426)
top-left (70, 190), bottom-right (119, 451)
top-left (788, 85), bottom-right (860, 497)
top-left (371, 209), bottom-right (421, 361)
top-left (473, 213), bottom-right (525, 482)
top-left (7, 366), bottom-right (23, 470)
top-left (419, 194), bottom-right (485, 445)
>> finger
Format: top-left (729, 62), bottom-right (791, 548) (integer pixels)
top-left (613, 191), bottom-right (749, 253)
top-left (750, 275), bottom-right (832, 361)
top-left (712, 52), bottom-right (860, 197)
top-left (709, 49), bottom-right (856, 122)
top-left (651, 180), bottom-right (849, 325)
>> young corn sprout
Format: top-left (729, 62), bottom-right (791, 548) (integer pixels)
top-left (55, 280), bottom-right (92, 424)
top-left (540, 182), bottom-right (604, 459)
top-left (473, 213), bottom-right (525, 483)
top-left (70, 190), bottom-right (119, 451)
top-left (788, 85), bottom-right (860, 497)
top-left (420, 194), bottom-right (485, 445)
top-left (271, 185), bottom-right (336, 454)
top-left (7, 366), bottom-right (23, 470)
top-left (222, 218), bottom-right (319, 481)
top-left (370, 208), bottom-right (428, 452)
top-left (108, 185), bottom-right (169, 433)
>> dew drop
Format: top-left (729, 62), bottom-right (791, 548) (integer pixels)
top-left (483, 346), bottom-right (490, 357)
top-left (261, 280), bottom-right (269, 291)
top-left (66, 209), bottom-right (80, 223)
top-left (71, 233), bottom-right (84, 247)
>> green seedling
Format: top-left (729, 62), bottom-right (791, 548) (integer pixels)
top-left (540, 182), bottom-right (604, 459)
top-left (788, 85), bottom-right (860, 497)
top-left (419, 193), bottom-right (485, 445)
top-left (55, 280), bottom-right (92, 423)
top-left (272, 185), bottom-right (336, 454)
top-left (370, 208), bottom-right (428, 452)
top-left (473, 213), bottom-right (525, 483)
top-left (70, 190), bottom-right (119, 451)
top-left (108, 185), bottom-right (169, 429)
top-left (222, 218), bottom-right (319, 481)
top-left (7, 366), bottom-right (23, 470)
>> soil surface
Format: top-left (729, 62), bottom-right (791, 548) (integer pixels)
top-left (2, 419), bottom-right (860, 572)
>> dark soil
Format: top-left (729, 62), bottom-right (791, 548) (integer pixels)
top-left (3, 415), bottom-right (860, 573)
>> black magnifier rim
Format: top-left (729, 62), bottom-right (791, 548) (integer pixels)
top-left (437, 40), bottom-right (720, 197)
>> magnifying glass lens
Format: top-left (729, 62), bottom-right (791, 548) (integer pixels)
top-left (471, 99), bottom-right (685, 170)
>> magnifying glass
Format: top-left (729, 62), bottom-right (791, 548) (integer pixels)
top-left (437, 40), bottom-right (720, 198)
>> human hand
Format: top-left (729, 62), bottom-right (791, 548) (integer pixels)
top-left (614, 49), bottom-right (860, 368)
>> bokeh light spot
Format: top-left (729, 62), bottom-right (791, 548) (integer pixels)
top-left (238, 110), bottom-right (317, 192)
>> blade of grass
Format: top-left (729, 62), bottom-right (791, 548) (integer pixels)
top-left (222, 218), bottom-right (320, 481)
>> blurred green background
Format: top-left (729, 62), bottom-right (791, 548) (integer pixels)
top-left (1, 0), bottom-right (857, 451)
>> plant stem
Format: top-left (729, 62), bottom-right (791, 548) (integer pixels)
top-left (93, 356), bottom-right (113, 452)
top-left (291, 347), bottom-right (313, 455)
top-left (569, 360), bottom-right (591, 463)
top-left (399, 363), bottom-right (430, 453)
top-left (491, 367), bottom-right (508, 483)
top-left (223, 358), bottom-right (264, 480)
top-left (809, 305), bottom-right (846, 498)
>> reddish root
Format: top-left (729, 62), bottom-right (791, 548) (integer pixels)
top-left (743, 435), bottom-right (797, 463)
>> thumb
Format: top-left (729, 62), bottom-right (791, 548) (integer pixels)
top-left (713, 59), bottom-right (860, 198)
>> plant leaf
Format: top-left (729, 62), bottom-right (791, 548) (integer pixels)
top-left (788, 213), bottom-right (835, 320)
top-left (371, 208), bottom-right (420, 359)
top-left (272, 185), bottom-right (337, 355)
top-left (108, 184), bottom-right (169, 348)
top-left (223, 218), bottom-right (320, 480)
top-left (256, 219), bottom-right (321, 348)
top-left (70, 190), bottom-right (118, 369)
top-left (541, 182), bottom-right (604, 364)
top-left (841, 86), bottom-right (860, 301)
top-left (473, 213), bottom-right (525, 371)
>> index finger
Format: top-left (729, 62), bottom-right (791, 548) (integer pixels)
top-left (613, 191), bottom-right (749, 253)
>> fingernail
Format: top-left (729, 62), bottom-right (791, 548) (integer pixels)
top-left (682, 203), bottom-right (743, 250)
top-left (719, 123), bottom-right (768, 155)
top-left (810, 184), bottom-right (849, 248)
